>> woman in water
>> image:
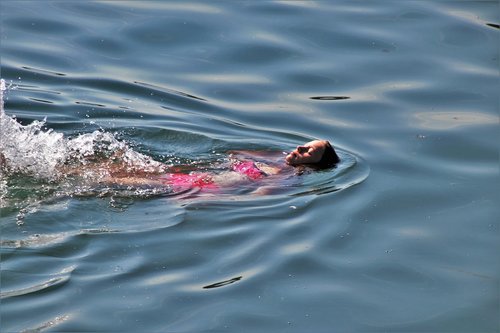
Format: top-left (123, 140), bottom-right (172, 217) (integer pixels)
top-left (0, 139), bottom-right (339, 194)
top-left (89, 139), bottom-right (340, 192)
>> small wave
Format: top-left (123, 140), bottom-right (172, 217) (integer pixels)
top-left (0, 276), bottom-right (69, 299)
top-left (20, 315), bottom-right (71, 333)
top-left (0, 231), bottom-right (72, 248)
top-left (0, 265), bottom-right (75, 300)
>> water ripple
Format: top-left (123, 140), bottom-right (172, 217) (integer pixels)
top-left (1, 0), bottom-right (497, 331)
top-left (1, 265), bottom-right (75, 300)
top-left (20, 315), bottom-right (71, 333)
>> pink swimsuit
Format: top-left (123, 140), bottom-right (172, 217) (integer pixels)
top-left (162, 172), bottom-right (218, 190)
top-left (231, 160), bottom-right (265, 180)
top-left (161, 161), bottom-right (265, 190)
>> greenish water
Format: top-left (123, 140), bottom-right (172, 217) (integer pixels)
top-left (1, 1), bottom-right (498, 332)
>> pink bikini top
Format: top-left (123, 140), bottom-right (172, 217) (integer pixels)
top-left (161, 160), bottom-right (266, 190)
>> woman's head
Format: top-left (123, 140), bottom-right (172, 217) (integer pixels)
top-left (285, 140), bottom-right (339, 169)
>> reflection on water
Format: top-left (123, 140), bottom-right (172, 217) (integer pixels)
top-left (414, 111), bottom-right (498, 129)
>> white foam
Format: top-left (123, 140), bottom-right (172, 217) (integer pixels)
top-left (0, 78), bottom-right (164, 181)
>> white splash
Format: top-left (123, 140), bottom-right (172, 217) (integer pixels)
top-left (0, 78), bottom-right (163, 181)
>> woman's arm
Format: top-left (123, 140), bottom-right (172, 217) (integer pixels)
top-left (228, 150), bottom-right (285, 161)
top-left (98, 175), bottom-right (165, 187)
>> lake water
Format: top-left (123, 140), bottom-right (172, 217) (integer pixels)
top-left (0, 1), bottom-right (498, 332)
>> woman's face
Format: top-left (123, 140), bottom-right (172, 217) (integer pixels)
top-left (285, 140), bottom-right (326, 165)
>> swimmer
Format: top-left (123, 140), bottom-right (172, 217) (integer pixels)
top-left (0, 139), bottom-right (340, 193)
top-left (86, 139), bottom-right (340, 191)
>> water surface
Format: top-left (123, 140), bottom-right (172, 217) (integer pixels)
top-left (1, 1), bottom-right (498, 332)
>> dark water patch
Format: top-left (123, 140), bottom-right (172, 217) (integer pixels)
top-left (203, 276), bottom-right (243, 289)
top-left (27, 97), bottom-right (54, 104)
top-left (134, 80), bottom-right (207, 102)
top-left (74, 101), bottom-right (106, 108)
top-left (310, 96), bottom-right (350, 101)
top-left (21, 66), bottom-right (67, 77)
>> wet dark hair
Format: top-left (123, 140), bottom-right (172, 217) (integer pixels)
top-left (316, 141), bottom-right (340, 169)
